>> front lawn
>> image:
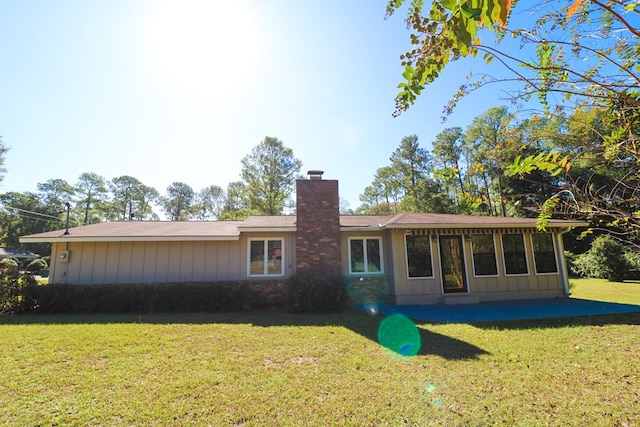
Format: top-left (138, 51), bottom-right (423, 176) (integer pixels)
top-left (1, 280), bottom-right (638, 426)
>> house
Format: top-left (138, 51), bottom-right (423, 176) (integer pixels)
top-left (0, 247), bottom-right (40, 269)
top-left (19, 171), bottom-right (587, 304)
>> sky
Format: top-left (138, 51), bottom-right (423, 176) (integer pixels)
top-left (0, 0), bottom-right (518, 216)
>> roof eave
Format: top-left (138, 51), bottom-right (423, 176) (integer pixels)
top-left (339, 226), bottom-right (385, 232)
top-left (237, 227), bottom-right (297, 233)
top-left (386, 221), bottom-right (589, 230)
top-left (19, 235), bottom-right (241, 243)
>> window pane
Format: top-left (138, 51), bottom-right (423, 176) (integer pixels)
top-left (532, 234), bottom-right (558, 273)
top-left (250, 240), bottom-right (265, 275)
top-left (366, 239), bottom-right (381, 272)
top-left (502, 234), bottom-right (528, 275)
top-left (471, 235), bottom-right (498, 276)
top-left (406, 235), bottom-right (433, 277)
top-left (267, 240), bottom-right (283, 275)
top-left (350, 239), bottom-right (364, 273)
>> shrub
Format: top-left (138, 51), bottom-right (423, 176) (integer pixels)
top-left (571, 236), bottom-right (632, 282)
top-left (564, 251), bottom-right (579, 277)
top-left (0, 269), bottom-right (37, 314)
top-left (286, 274), bottom-right (347, 313)
top-left (343, 274), bottom-right (390, 305)
top-left (25, 258), bottom-right (48, 274)
top-left (0, 258), bottom-right (19, 272)
top-left (23, 281), bottom-right (253, 314)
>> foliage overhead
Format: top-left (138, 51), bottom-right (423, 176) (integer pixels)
top-left (386, 0), bottom-right (639, 243)
top-left (386, 0), bottom-right (640, 119)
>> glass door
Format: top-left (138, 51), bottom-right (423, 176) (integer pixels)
top-left (439, 235), bottom-right (468, 293)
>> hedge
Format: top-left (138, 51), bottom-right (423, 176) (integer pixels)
top-left (4, 275), bottom-right (351, 315)
top-left (22, 282), bottom-right (254, 314)
top-left (286, 274), bottom-right (347, 313)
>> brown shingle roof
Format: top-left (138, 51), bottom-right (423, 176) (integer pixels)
top-left (383, 212), bottom-right (558, 227)
top-left (339, 215), bottom-right (394, 228)
top-left (240, 215), bottom-right (296, 228)
top-left (340, 213), bottom-right (586, 229)
top-left (20, 213), bottom-right (587, 243)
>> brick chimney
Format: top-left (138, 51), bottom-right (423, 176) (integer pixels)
top-left (295, 170), bottom-right (342, 277)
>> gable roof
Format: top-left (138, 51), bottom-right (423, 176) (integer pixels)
top-left (19, 213), bottom-right (587, 243)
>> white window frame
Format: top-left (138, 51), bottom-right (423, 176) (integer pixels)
top-left (404, 233), bottom-right (434, 279)
top-left (247, 237), bottom-right (285, 277)
top-left (501, 233), bottom-right (530, 276)
top-left (470, 234), bottom-right (499, 278)
top-left (531, 233), bottom-right (559, 275)
top-left (348, 236), bottom-right (384, 275)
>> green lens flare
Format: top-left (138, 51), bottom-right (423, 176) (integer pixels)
top-left (377, 314), bottom-right (421, 356)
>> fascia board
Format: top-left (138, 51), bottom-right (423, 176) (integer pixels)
top-left (19, 236), bottom-right (241, 243)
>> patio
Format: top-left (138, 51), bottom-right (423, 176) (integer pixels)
top-left (362, 297), bottom-right (640, 323)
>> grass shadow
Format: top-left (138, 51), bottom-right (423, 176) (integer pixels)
top-left (1, 308), bottom-right (489, 361)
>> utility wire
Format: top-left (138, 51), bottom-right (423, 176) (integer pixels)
top-left (3, 205), bottom-right (63, 221)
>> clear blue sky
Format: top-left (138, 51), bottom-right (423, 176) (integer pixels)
top-left (0, 0), bottom-right (516, 215)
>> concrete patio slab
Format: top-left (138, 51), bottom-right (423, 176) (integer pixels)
top-left (359, 298), bottom-right (640, 323)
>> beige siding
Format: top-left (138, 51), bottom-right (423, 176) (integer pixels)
top-left (389, 230), bottom-right (441, 304)
top-left (388, 230), bottom-right (566, 304)
top-left (48, 232), bottom-right (295, 285)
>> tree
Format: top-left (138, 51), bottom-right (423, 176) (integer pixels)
top-left (110, 176), bottom-right (160, 221)
top-left (135, 185), bottom-right (161, 221)
top-left (509, 106), bottom-right (640, 245)
top-left (0, 192), bottom-right (57, 255)
top-left (432, 127), bottom-right (466, 198)
top-left (386, 0), bottom-right (639, 120)
top-left (358, 135), bottom-right (451, 214)
top-left (240, 137), bottom-right (302, 215)
top-left (36, 179), bottom-right (75, 210)
top-left (218, 181), bottom-right (258, 220)
top-left (0, 137), bottom-right (8, 184)
top-left (161, 182), bottom-right (195, 221)
top-left (193, 185), bottom-right (225, 220)
top-left (389, 135), bottom-right (431, 201)
top-left (387, 1), bottom-right (640, 243)
top-left (75, 172), bottom-right (109, 224)
top-left (359, 166), bottom-right (402, 214)
top-left (464, 106), bottom-right (513, 216)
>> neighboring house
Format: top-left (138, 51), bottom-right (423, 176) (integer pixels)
top-left (20, 171), bottom-right (587, 304)
top-left (0, 247), bottom-right (39, 268)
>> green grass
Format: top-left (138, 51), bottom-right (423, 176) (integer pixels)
top-left (570, 277), bottom-right (640, 304)
top-left (1, 280), bottom-right (639, 426)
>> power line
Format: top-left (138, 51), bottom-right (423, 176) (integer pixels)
top-left (3, 205), bottom-right (63, 221)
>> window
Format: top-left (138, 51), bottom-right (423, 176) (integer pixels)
top-left (532, 234), bottom-right (558, 274)
top-left (405, 234), bottom-right (433, 278)
top-left (248, 238), bottom-right (284, 276)
top-left (349, 237), bottom-right (382, 274)
top-left (470, 234), bottom-right (498, 276)
top-left (501, 234), bottom-right (528, 275)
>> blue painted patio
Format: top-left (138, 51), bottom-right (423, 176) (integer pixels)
top-left (360, 298), bottom-right (640, 323)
